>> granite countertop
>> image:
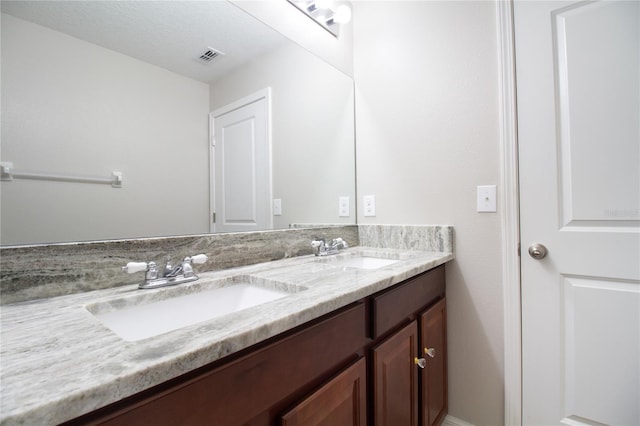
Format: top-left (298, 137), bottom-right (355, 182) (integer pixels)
top-left (0, 247), bottom-right (452, 425)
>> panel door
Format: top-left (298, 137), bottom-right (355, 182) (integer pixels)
top-left (372, 321), bottom-right (419, 426)
top-left (419, 298), bottom-right (447, 426)
top-left (210, 89), bottom-right (271, 233)
top-left (514, 1), bottom-right (640, 425)
top-left (280, 358), bottom-right (367, 426)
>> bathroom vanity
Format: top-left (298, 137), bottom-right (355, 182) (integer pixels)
top-left (0, 225), bottom-right (453, 425)
top-left (65, 266), bottom-right (446, 426)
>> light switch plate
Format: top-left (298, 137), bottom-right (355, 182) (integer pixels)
top-left (273, 198), bottom-right (282, 216)
top-left (477, 185), bottom-right (497, 212)
top-left (363, 195), bottom-right (376, 217)
top-left (339, 196), bottom-right (350, 217)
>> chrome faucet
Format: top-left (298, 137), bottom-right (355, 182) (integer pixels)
top-left (122, 254), bottom-right (208, 289)
top-left (311, 238), bottom-right (349, 256)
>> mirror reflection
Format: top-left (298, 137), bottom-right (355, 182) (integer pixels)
top-left (0, 1), bottom-right (356, 246)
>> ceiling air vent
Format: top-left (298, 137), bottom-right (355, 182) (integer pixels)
top-left (197, 47), bottom-right (224, 64)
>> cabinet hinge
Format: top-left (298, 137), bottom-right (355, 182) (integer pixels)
top-left (212, 212), bottom-right (216, 223)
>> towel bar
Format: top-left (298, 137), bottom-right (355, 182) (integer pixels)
top-left (0, 162), bottom-right (122, 188)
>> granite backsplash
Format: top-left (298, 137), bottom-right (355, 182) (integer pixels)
top-left (0, 224), bottom-right (452, 304)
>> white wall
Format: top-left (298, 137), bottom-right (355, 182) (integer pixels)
top-left (1, 14), bottom-right (210, 245)
top-left (209, 43), bottom-right (355, 229)
top-left (353, 2), bottom-right (504, 425)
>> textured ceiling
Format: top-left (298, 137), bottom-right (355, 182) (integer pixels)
top-left (1, 1), bottom-right (290, 83)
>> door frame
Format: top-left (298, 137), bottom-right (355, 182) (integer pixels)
top-left (496, 1), bottom-right (522, 425)
top-left (209, 88), bottom-right (273, 233)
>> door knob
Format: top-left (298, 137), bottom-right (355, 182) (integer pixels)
top-left (424, 347), bottom-right (435, 358)
top-left (528, 243), bottom-right (548, 259)
top-left (414, 357), bottom-right (426, 369)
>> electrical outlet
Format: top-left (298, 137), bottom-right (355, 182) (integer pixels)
top-left (273, 198), bottom-right (282, 216)
top-left (339, 196), bottom-right (350, 217)
top-left (477, 185), bottom-right (496, 212)
top-left (363, 195), bottom-right (376, 217)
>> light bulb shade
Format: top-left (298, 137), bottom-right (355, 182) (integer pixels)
top-left (333, 4), bottom-right (351, 24)
top-left (286, 0), bottom-right (349, 37)
top-left (315, 0), bottom-right (335, 10)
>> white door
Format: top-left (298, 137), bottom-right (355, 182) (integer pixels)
top-left (210, 89), bottom-right (272, 233)
top-left (515, 1), bottom-right (640, 425)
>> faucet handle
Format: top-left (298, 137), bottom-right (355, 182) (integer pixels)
top-left (122, 261), bottom-right (148, 274)
top-left (163, 256), bottom-right (174, 276)
top-left (187, 254), bottom-right (208, 264)
top-left (311, 239), bottom-right (327, 256)
top-left (180, 254), bottom-right (207, 279)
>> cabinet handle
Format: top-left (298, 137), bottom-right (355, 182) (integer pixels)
top-left (424, 347), bottom-right (435, 358)
top-left (414, 357), bottom-right (426, 369)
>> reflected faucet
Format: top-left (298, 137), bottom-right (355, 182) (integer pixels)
top-left (311, 238), bottom-right (349, 256)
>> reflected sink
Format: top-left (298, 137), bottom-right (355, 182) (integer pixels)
top-left (315, 254), bottom-right (399, 270)
top-left (86, 276), bottom-right (304, 341)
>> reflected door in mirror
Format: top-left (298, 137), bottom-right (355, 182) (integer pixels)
top-left (211, 89), bottom-right (272, 233)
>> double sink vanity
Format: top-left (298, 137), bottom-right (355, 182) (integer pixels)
top-left (0, 225), bottom-right (453, 425)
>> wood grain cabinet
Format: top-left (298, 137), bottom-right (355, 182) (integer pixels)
top-left (65, 265), bottom-right (447, 426)
top-left (371, 266), bottom-right (447, 426)
top-left (371, 299), bottom-right (447, 426)
top-left (280, 358), bottom-right (367, 426)
top-left (420, 298), bottom-right (448, 426)
top-left (372, 321), bottom-right (420, 426)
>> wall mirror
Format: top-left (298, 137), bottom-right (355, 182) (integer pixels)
top-left (0, 0), bottom-right (356, 246)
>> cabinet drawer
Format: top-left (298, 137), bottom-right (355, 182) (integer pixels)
top-left (372, 265), bottom-right (445, 339)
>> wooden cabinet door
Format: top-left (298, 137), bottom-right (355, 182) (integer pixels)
top-left (420, 298), bottom-right (447, 426)
top-left (372, 321), bottom-right (419, 426)
top-left (280, 357), bottom-right (367, 426)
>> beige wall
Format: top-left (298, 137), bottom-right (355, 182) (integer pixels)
top-left (1, 14), bottom-right (210, 245)
top-left (353, 2), bottom-right (504, 425)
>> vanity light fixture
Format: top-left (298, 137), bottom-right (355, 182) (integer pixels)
top-left (333, 5), bottom-right (352, 24)
top-left (288, 0), bottom-right (352, 38)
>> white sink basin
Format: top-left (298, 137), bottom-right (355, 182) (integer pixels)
top-left (316, 255), bottom-right (399, 270)
top-left (87, 276), bottom-right (303, 341)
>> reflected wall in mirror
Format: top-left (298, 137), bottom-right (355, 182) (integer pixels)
top-left (0, 1), bottom-right (355, 246)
